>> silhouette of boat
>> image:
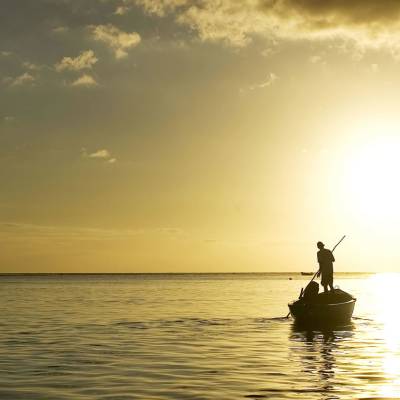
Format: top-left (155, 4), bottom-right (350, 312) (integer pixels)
top-left (288, 289), bottom-right (356, 326)
top-left (300, 272), bottom-right (314, 276)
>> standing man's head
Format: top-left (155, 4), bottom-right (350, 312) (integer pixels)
top-left (317, 241), bottom-right (324, 250)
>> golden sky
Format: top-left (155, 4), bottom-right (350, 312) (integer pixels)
top-left (2, 0), bottom-right (400, 272)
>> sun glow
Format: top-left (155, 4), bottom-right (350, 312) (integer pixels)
top-left (343, 122), bottom-right (400, 223)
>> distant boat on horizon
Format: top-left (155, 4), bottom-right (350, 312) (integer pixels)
top-left (300, 272), bottom-right (314, 276)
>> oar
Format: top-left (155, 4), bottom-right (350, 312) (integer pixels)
top-left (285, 235), bottom-right (346, 318)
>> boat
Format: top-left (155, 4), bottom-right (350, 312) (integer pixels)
top-left (300, 272), bottom-right (314, 276)
top-left (288, 288), bottom-right (356, 327)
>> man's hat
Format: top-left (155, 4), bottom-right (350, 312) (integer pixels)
top-left (317, 241), bottom-right (324, 248)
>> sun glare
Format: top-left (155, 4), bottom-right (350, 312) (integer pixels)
top-left (344, 123), bottom-right (400, 223)
top-left (367, 273), bottom-right (400, 397)
top-left (368, 273), bottom-right (400, 349)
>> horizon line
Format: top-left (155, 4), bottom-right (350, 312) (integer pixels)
top-left (0, 271), bottom-right (376, 276)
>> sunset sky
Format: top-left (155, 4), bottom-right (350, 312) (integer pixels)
top-left (2, 0), bottom-right (400, 272)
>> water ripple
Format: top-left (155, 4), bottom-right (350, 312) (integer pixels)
top-left (0, 274), bottom-right (398, 399)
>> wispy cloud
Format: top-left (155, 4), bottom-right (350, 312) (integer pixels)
top-left (9, 72), bottom-right (36, 86)
top-left (309, 55), bottom-right (327, 66)
top-left (52, 26), bottom-right (69, 34)
top-left (132, 0), bottom-right (400, 53)
top-left (114, 5), bottom-right (130, 15)
top-left (90, 24), bottom-right (141, 59)
top-left (85, 149), bottom-right (111, 159)
top-left (81, 148), bottom-right (117, 163)
top-left (55, 50), bottom-right (98, 72)
top-left (134, 0), bottom-right (187, 17)
top-left (0, 222), bottom-right (184, 241)
top-left (241, 72), bottom-right (278, 93)
top-left (71, 74), bottom-right (98, 87)
top-left (257, 72), bottom-right (278, 89)
top-left (22, 61), bottom-right (42, 71)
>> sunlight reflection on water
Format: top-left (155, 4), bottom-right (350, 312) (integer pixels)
top-left (1, 273), bottom-right (400, 399)
top-left (363, 273), bottom-right (400, 399)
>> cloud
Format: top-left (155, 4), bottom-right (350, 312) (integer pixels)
top-left (114, 5), bottom-right (130, 15)
top-left (23, 62), bottom-right (41, 71)
top-left (134, 0), bottom-right (188, 16)
top-left (261, 45), bottom-right (278, 58)
top-left (1, 51), bottom-right (12, 57)
top-left (266, 0), bottom-right (400, 29)
top-left (4, 116), bottom-right (16, 123)
top-left (52, 26), bottom-right (69, 34)
top-left (55, 50), bottom-right (98, 72)
top-left (133, 0), bottom-right (400, 52)
top-left (87, 149), bottom-right (111, 159)
top-left (81, 148), bottom-right (117, 163)
top-left (257, 72), bottom-right (277, 88)
top-left (309, 54), bottom-right (327, 65)
top-left (71, 74), bottom-right (98, 87)
top-left (242, 72), bottom-right (278, 93)
top-left (0, 222), bottom-right (183, 241)
top-left (309, 55), bottom-right (323, 64)
top-left (10, 72), bottom-right (35, 86)
top-left (90, 24), bottom-right (141, 59)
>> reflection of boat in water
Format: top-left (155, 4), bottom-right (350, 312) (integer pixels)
top-left (301, 272), bottom-right (314, 276)
top-left (288, 288), bottom-right (356, 327)
top-left (290, 324), bottom-right (354, 395)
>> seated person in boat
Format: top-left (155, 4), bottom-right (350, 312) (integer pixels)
top-left (316, 241), bottom-right (335, 293)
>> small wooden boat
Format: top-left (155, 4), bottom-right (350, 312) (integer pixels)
top-left (300, 272), bottom-right (314, 276)
top-left (288, 289), bottom-right (356, 327)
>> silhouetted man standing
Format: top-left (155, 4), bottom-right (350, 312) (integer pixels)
top-left (316, 241), bottom-right (335, 293)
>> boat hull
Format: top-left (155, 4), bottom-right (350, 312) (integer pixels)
top-left (288, 298), bottom-right (356, 327)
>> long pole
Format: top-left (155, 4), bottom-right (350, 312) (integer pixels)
top-left (332, 235), bottom-right (346, 253)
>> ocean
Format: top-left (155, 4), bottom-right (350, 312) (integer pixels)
top-left (0, 273), bottom-right (398, 399)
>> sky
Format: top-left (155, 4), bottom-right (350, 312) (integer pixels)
top-left (2, 0), bottom-right (400, 273)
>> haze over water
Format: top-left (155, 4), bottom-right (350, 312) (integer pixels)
top-left (1, 273), bottom-right (398, 399)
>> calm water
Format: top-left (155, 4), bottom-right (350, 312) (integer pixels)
top-left (1, 273), bottom-right (399, 399)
